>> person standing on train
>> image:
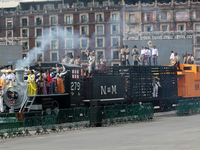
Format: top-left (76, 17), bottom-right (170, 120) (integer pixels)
top-left (28, 71), bottom-right (36, 95)
top-left (191, 54), bottom-right (194, 64)
top-left (183, 54), bottom-right (187, 64)
top-left (170, 51), bottom-right (175, 65)
top-left (125, 45), bottom-right (130, 66)
top-left (46, 70), bottom-right (53, 94)
top-left (0, 70), bottom-right (6, 90)
top-left (152, 77), bottom-right (161, 97)
top-left (174, 53), bottom-right (180, 70)
top-left (131, 45), bottom-right (139, 65)
top-left (140, 46), bottom-right (146, 65)
top-left (6, 70), bottom-right (15, 84)
top-left (151, 46), bottom-right (158, 66)
top-left (74, 55), bottom-right (81, 66)
top-left (120, 45), bottom-right (126, 66)
top-left (0, 86), bottom-right (4, 113)
top-left (187, 54), bottom-right (191, 64)
top-left (147, 47), bottom-right (151, 66)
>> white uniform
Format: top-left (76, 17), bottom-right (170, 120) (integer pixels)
top-left (153, 80), bottom-right (161, 97)
top-left (0, 89), bottom-right (4, 112)
top-left (170, 53), bottom-right (174, 60)
top-left (151, 48), bottom-right (158, 66)
top-left (6, 73), bottom-right (15, 83)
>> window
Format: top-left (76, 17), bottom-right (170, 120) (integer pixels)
top-left (22, 42), bottom-right (28, 50)
top-left (36, 5), bottom-right (40, 10)
top-left (43, 4), bottom-right (54, 10)
top-left (51, 27), bottom-right (57, 36)
top-left (82, 39), bottom-right (87, 48)
top-left (146, 26), bottom-right (151, 32)
top-left (37, 53), bottom-right (42, 62)
top-left (97, 51), bottom-right (103, 60)
top-left (162, 25), bottom-right (168, 31)
top-left (97, 14), bottom-right (103, 22)
top-left (82, 52), bottom-right (88, 60)
top-left (66, 27), bottom-right (72, 35)
top-left (52, 53), bottom-right (57, 61)
top-left (113, 64), bottom-right (119, 67)
top-left (160, 13), bottom-right (167, 20)
top-left (82, 26), bottom-right (87, 35)
top-left (112, 38), bottom-right (118, 47)
top-left (176, 11), bottom-right (188, 20)
top-left (97, 26), bottom-right (103, 35)
top-left (36, 41), bottom-right (42, 47)
top-left (36, 18), bottom-right (42, 25)
top-left (7, 20), bottom-right (12, 28)
top-left (195, 24), bottom-right (200, 31)
top-left (36, 29), bottom-right (42, 36)
top-left (112, 13), bottom-right (118, 21)
top-left (197, 37), bottom-right (200, 44)
top-left (97, 39), bottom-right (103, 47)
top-left (7, 31), bottom-right (12, 37)
top-left (129, 14), bottom-right (135, 23)
top-left (51, 17), bottom-right (57, 25)
top-left (22, 18), bottom-right (27, 26)
top-left (66, 16), bottom-right (72, 24)
top-left (66, 40), bottom-right (72, 48)
top-left (178, 25), bottom-right (184, 31)
top-left (129, 27), bottom-right (135, 32)
top-left (112, 25), bottom-right (118, 34)
top-left (51, 40), bottom-right (57, 49)
top-left (196, 11), bottom-right (200, 19)
top-left (81, 15), bottom-right (87, 23)
top-left (113, 51), bottom-right (119, 59)
top-left (67, 52), bottom-right (72, 57)
top-left (196, 49), bottom-right (200, 59)
top-left (22, 29), bottom-right (27, 37)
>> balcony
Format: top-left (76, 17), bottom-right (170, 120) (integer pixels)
top-left (142, 18), bottom-right (156, 23)
top-left (64, 20), bottom-right (74, 25)
top-left (125, 19), bottom-right (139, 25)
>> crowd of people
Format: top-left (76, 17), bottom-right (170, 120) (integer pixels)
top-left (61, 50), bottom-right (107, 76)
top-left (27, 64), bottom-right (67, 96)
top-left (118, 45), bottom-right (158, 66)
top-left (170, 51), bottom-right (194, 70)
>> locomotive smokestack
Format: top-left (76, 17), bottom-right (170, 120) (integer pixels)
top-left (15, 69), bottom-right (25, 82)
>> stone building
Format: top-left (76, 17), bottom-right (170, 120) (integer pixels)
top-left (0, 0), bottom-right (123, 66)
top-left (1, 0), bottom-right (200, 66)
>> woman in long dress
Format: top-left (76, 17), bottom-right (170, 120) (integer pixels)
top-left (28, 71), bottom-right (37, 95)
top-left (0, 86), bottom-right (4, 113)
top-left (57, 70), bottom-right (65, 94)
top-left (0, 71), bottom-right (7, 90)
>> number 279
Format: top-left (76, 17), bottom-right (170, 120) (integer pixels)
top-left (71, 82), bottom-right (80, 91)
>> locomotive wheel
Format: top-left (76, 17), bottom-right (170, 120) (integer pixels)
top-left (51, 101), bottom-right (59, 115)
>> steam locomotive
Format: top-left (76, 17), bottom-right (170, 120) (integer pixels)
top-left (3, 62), bottom-right (197, 113)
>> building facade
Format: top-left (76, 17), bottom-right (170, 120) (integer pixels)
top-left (0, 0), bottom-right (123, 66)
top-left (1, 0), bottom-right (200, 65)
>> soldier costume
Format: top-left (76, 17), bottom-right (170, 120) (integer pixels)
top-left (131, 45), bottom-right (139, 65)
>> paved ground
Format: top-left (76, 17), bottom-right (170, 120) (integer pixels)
top-left (0, 111), bottom-right (200, 150)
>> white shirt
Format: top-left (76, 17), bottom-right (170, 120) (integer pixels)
top-left (140, 49), bottom-right (146, 56)
top-left (170, 53), bottom-right (174, 60)
top-left (147, 49), bottom-right (151, 57)
top-left (152, 48), bottom-right (158, 56)
top-left (6, 73), bottom-right (15, 82)
top-left (1, 74), bottom-right (6, 80)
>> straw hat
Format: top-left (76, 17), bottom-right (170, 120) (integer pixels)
top-left (155, 76), bottom-right (160, 80)
top-left (1, 69), bottom-right (6, 73)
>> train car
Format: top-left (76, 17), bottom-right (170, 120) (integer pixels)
top-left (177, 64), bottom-right (200, 98)
top-left (2, 63), bottom-right (178, 113)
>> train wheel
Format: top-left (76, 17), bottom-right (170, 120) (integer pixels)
top-left (51, 101), bottom-right (59, 115)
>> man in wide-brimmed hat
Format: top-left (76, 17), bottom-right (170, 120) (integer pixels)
top-left (132, 45), bottom-right (139, 66)
top-left (152, 76), bottom-right (161, 98)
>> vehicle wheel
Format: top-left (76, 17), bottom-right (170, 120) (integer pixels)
top-left (51, 101), bottom-right (59, 115)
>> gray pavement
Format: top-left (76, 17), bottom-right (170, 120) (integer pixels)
top-left (0, 111), bottom-right (200, 150)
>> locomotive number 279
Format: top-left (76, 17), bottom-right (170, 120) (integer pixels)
top-left (71, 82), bottom-right (80, 91)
